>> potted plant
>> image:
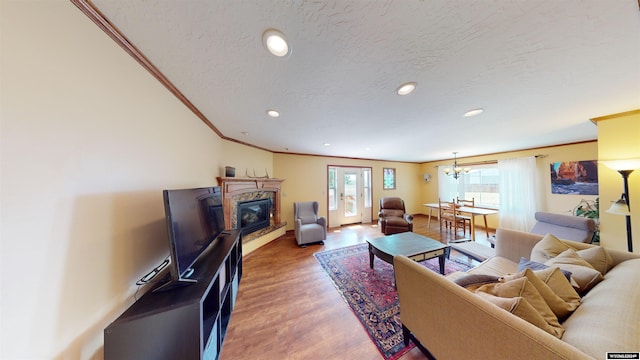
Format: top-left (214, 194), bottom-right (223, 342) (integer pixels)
top-left (573, 197), bottom-right (599, 244)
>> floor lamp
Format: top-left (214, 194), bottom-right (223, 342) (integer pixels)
top-left (604, 160), bottom-right (640, 253)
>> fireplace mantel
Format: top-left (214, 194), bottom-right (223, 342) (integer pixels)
top-left (216, 177), bottom-right (284, 230)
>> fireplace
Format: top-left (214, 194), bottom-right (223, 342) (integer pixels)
top-left (217, 177), bottom-right (284, 244)
top-left (237, 198), bottom-right (271, 235)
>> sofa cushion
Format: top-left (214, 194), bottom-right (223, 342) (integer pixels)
top-left (529, 233), bottom-right (612, 276)
top-left (518, 257), bottom-right (574, 283)
top-left (453, 274), bottom-right (500, 291)
top-left (518, 257), bottom-right (551, 271)
top-left (544, 248), bottom-right (603, 294)
top-left (475, 292), bottom-right (562, 338)
top-left (532, 267), bottom-right (581, 309)
top-left (475, 277), bottom-right (564, 338)
top-left (468, 256), bottom-right (518, 277)
top-left (504, 268), bottom-right (580, 320)
top-left (530, 233), bottom-right (571, 263)
top-left (576, 246), bottom-right (613, 275)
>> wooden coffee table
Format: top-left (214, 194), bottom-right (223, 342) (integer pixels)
top-left (367, 232), bottom-right (449, 274)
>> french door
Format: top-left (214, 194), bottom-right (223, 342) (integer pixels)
top-left (328, 166), bottom-right (372, 227)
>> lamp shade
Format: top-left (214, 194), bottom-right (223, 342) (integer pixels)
top-left (601, 159), bottom-right (640, 171)
top-left (606, 195), bottom-right (631, 216)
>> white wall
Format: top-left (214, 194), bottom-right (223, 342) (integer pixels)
top-left (1, 2), bottom-right (272, 358)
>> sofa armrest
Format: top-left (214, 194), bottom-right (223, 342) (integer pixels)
top-left (393, 255), bottom-right (592, 360)
top-left (494, 228), bottom-right (544, 263)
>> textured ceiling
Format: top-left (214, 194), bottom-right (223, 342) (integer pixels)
top-left (88, 0), bottom-right (640, 162)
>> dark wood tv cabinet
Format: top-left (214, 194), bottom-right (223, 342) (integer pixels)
top-left (104, 230), bottom-right (242, 360)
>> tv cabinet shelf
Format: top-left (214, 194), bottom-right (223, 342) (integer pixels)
top-left (104, 230), bottom-right (242, 360)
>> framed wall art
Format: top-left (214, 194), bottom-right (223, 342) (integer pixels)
top-left (550, 160), bottom-right (599, 195)
top-left (383, 168), bottom-right (396, 190)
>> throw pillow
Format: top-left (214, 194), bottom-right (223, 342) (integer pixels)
top-left (518, 257), bottom-right (573, 282)
top-left (453, 274), bottom-right (501, 291)
top-left (475, 277), bottom-right (564, 338)
top-left (530, 233), bottom-right (571, 263)
top-left (533, 267), bottom-right (581, 309)
top-left (475, 292), bottom-right (562, 338)
top-left (576, 246), bottom-right (613, 275)
top-left (518, 257), bottom-right (548, 271)
top-left (504, 269), bottom-right (579, 320)
top-left (544, 248), bottom-right (604, 294)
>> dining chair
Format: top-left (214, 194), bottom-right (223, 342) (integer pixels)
top-left (456, 197), bottom-right (475, 207)
top-left (455, 197), bottom-right (474, 232)
top-left (437, 198), bottom-right (451, 232)
top-left (438, 199), bottom-right (469, 237)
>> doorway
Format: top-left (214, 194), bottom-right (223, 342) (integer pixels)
top-left (328, 166), bottom-right (372, 227)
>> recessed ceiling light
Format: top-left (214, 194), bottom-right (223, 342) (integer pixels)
top-left (397, 82), bottom-right (417, 95)
top-left (323, 143), bottom-right (331, 147)
top-left (262, 29), bottom-right (289, 57)
top-left (464, 108), bottom-right (484, 117)
top-left (241, 131), bottom-right (249, 135)
top-left (267, 110), bottom-right (280, 118)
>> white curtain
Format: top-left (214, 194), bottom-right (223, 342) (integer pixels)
top-left (438, 165), bottom-right (461, 202)
top-left (498, 156), bottom-right (538, 231)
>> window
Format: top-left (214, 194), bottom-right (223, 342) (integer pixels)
top-left (328, 167), bottom-right (337, 210)
top-left (438, 164), bottom-right (500, 208)
top-left (363, 168), bottom-right (371, 208)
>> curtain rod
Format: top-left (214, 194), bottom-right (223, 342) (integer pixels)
top-left (434, 154), bottom-right (548, 168)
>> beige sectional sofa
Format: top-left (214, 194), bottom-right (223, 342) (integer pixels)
top-left (394, 228), bottom-right (640, 359)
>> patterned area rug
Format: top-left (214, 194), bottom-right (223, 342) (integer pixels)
top-left (314, 243), bottom-right (473, 360)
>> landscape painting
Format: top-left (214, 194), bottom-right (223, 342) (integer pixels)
top-left (550, 161), bottom-right (599, 195)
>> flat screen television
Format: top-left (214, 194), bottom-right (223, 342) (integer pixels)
top-left (155, 186), bottom-right (226, 292)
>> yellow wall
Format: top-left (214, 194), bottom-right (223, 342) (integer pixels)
top-left (221, 141), bottom-right (273, 179)
top-left (273, 154), bottom-right (421, 230)
top-left (594, 110), bottom-right (640, 253)
top-left (419, 141), bottom-right (599, 229)
top-left (274, 141), bottom-right (598, 232)
top-left (1, 2), bottom-right (272, 359)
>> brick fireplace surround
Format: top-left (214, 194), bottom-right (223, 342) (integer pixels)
top-left (216, 177), bottom-right (286, 253)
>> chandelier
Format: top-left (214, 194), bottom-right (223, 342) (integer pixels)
top-left (443, 152), bottom-right (470, 180)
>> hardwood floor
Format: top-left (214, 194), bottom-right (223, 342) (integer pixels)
top-left (219, 215), bottom-right (493, 359)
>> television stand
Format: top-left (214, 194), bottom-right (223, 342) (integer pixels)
top-left (152, 275), bottom-right (197, 293)
top-left (104, 230), bottom-right (242, 360)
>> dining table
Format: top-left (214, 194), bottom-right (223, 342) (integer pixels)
top-left (422, 203), bottom-right (499, 241)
